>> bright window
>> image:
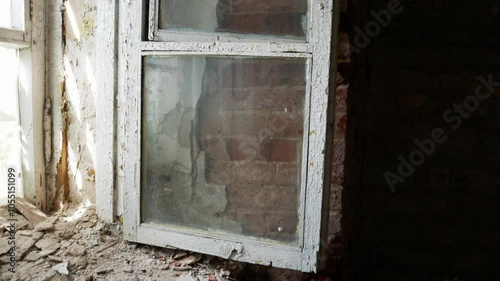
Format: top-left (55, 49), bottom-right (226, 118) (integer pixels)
top-left (0, 0), bottom-right (46, 209)
top-left (0, 47), bottom-right (22, 205)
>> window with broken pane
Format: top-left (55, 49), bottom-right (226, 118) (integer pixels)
top-left (158, 0), bottom-right (308, 39)
top-left (141, 56), bottom-right (307, 244)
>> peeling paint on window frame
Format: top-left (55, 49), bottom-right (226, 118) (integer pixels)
top-left (102, 0), bottom-right (336, 273)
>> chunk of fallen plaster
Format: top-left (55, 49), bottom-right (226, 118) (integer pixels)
top-left (24, 251), bottom-right (41, 262)
top-left (0, 238), bottom-right (10, 255)
top-left (95, 266), bottom-right (112, 274)
top-left (35, 238), bottom-right (61, 256)
top-left (66, 244), bottom-right (86, 256)
top-left (48, 255), bottom-right (63, 263)
top-left (16, 232), bottom-right (43, 258)
top-left (175, 275), bottom-right (196, 281)
top-left (35, 216), bottom-right (57, 232)
top-left (53, 262), bottom-right (69, 275)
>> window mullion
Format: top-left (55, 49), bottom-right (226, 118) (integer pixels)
top-left (0, 27), bottom-right (28, 48)
top-left (140, 41), bottom-right (312, 57)
top-left (23, 0), bottom-right (32, 43)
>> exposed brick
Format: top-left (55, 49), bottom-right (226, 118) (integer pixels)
top-left (331, 165), bottom-right (344, 186)
top-left (230, 0), bottom-right (307, 14)
top-left (270, 140), bottom-right (298, 162)
top-left (230, 113), bottom-right (268, 136)
top-left (240, 88), bottom-right (305, 113)
top-left (233, 162), bottom-right (276, 185)
top-left (328, 210), bottom-right (342, 238)
top-left (228, 138), bottom-right (270, 161)
top-left (226, 185), bottom-right (298, 211)
top-left (196, 112), bottom-right (231, 137)
top-left (202, 89), bottom-right (241, 111)
top-left (200, 138), bottom-right (230, 161)
top-left (226, 14), bottom-right (267, 35)
top-left (206, 161), bottom-right (233, 185)
top-left (338, 32), bottom-right (351, 62)
top-left (335, 88), bottom-right (348, 114)
top-left (329, 184), bottom-right (343, 212)
top-left (334, 113), bottom-right (347, 139)
top-left (332, 139), bottom-right (345, 166)
top-left (238, 212), bottom-right (267, 236)
top-left (265, 14), bottom-right (304, 38)
top-left (276, 164), bottom-right (299, 186)
top-left (270, 63), bottom-right (306, 87)
top-left (268, 114), bottom-right (304, 138)
top-left (221, 0), bottom-right (307, 38)
top-left (222, 60), bottom-right (273, 89)
top-left (266, 213), bottom-right (299, 235)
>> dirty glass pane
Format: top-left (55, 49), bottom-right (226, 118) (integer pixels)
top-left (0, 47), bottom-right (21, 206)
top-left (0, 0), bottom-right (25, 30)
top-left (141, 56), bottom-right (306, 244)
top-left (158, 0), bottom-right (308, 39)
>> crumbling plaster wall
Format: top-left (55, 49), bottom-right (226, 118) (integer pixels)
top-left (46, 0), bottom-right (97, 210)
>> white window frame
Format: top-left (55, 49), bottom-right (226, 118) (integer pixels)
top-left (0, 0), bottom-right (31, 48)
top-left (0, 0), bottom-right (47, 211)
top-left (97, 0), bottom-right (336, 273)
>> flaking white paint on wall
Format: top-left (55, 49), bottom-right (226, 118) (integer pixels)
top-left (46, 0), bottom-right (97, 209)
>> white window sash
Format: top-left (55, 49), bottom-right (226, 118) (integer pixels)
top-left (0, 0), bottom-right (47, 210)
top-left (0, 0), bottom-right (31, 48)
top-left (113, 0), bottom-right (334, 273)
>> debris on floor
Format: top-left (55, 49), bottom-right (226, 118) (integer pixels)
top-left (0, 204), bottom-right (248, 281)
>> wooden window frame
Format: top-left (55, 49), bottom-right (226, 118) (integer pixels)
top-left (97, 0), bottom-right (336, 272)
top-left (0, 0), bottom-right (47, 211)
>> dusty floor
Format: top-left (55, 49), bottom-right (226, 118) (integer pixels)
top-left (0, 204), bottom-right (305, 281)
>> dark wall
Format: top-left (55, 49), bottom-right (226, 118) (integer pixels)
top-left (345, 0), bottom-right (500, 280)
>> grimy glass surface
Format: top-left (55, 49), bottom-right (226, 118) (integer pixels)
top-left (141, 56), bottom-right (307, 244)
top-left (158, 0), bottom-right (308, 39)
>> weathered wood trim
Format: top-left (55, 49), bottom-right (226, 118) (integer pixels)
top-left (148, 0), bottom-right (158, 40)
top-left (301, 0), bottom-right (334, 272)
top-left (141, 41), bottom-right (312, 54)
top-left (154, 29), bottom-right (308, 44)
top-left (23, 0), bottom-right (32, 43)
top-left (15, 0), bottom-right (46, 211)
top-left (137, 224), bottom-right (304, 270)
top-left (0, 27), bottom-right (27, 47)
top-left (31, 0), bottom-right (46, 211)
top-left (141, 51), bottom-right (311, 59)
top-left (45, 0), bottom-right (64, 212)
top-left (15, 197), bottom-right (47, 226)
top-left (121, 0), bottom-right (143, 242)
top-left (96, 0), bottom-right (118, 222)
top-left (298, 57), bottom-right (314, 250)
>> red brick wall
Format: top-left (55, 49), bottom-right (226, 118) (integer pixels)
top-left (329, 32), bottom-right (351, 241)
top-left (217, 0), bottom-right (307, 37)
top-left (197, 58), bottom-right (306, 242)
top-left (195, 1), bottom-right (348, 276)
